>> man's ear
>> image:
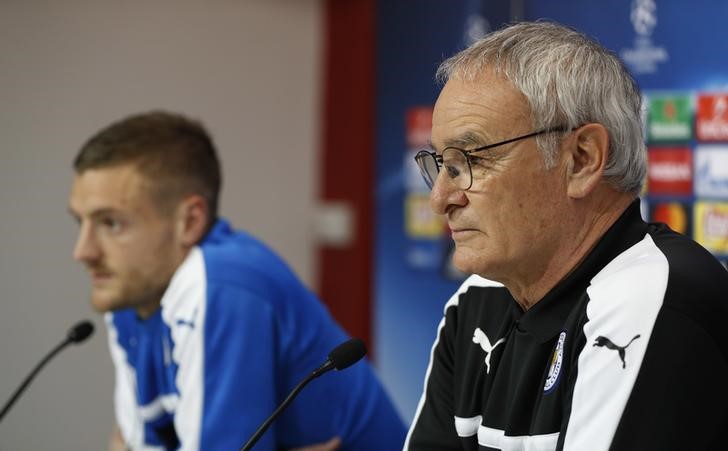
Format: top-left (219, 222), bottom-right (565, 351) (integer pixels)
top-left (566, 123), bottom-right (610, 199)
top-left (175, 194), bottom-right (209, 247)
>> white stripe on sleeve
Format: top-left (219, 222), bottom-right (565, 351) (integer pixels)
top-left (562, 234), bottom-right (668, 450)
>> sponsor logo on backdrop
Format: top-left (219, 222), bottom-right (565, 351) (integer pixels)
top-left (647, 95), bottom-right (692, 142)
top-left (650, 201), bottom-right (691, 236)
top-left (405, 194), bottom-right (445, 239)
top-left (404, 106), bottom-right (446, 270)
top-left (694, 202), bottom-right (728, 254)
top-left (620, 0), bottom-right (668, 75)
top-left (406, 107), bottom-right (433, 149)
top-left (694, 146), bottom-right (728, 198)
top-left (647, 147), bottom-right (693, 195)
top-left (463, 14), bottom-right (490, 45)
top-left (696, 94), bottom-right (728, 141)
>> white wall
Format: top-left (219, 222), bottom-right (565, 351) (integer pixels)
top-left (0, 1), bottom-right (323, 448)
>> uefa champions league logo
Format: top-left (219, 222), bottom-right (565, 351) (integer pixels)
top-left (620, 0), bottom-right (668, 74)
top-left (463, 13), bottom-right (490, 46)
top-left (630, 0), bottom-right (657, 36)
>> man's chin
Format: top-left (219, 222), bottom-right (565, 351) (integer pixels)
top-left (90, 293), bottom-right (127, 313)
top-left (452, 249), bottom-right (494, 279)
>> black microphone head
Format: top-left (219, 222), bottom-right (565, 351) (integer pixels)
top-left (328, 338), bottom-right (367, 371)
top-left (67, 320), bottom-right (95, 344)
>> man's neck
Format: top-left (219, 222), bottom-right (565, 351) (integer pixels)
top-left (135, 299), bottom-right (163, 320)
top-left (507, 193), bottom-right (635, 310)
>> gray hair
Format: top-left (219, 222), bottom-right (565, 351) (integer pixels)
top-left (436, 21), bottom-right (646, 194)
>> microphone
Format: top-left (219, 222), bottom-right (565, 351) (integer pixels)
top-left (0, 320), bottom-right (95, 423)
top-left (240, 338), bottom-right (368, 451)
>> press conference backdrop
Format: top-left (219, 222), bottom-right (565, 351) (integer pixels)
top-left (374, 0), bottom-right (728, 422)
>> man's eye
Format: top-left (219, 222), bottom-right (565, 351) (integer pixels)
top-left (445, 164), bottom-right (461, 178)
top-left (100, 218), bottom-right (123, 233)
top-left (467, 155), bottom-right (486, 166)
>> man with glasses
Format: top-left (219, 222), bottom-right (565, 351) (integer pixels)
top-left (69, 111), bottom-right (406, 450)
top-left (405, 21), bottom-right (728, 451)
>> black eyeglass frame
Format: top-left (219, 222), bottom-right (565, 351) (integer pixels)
top-left (414, 126), bottom-right (572, 190)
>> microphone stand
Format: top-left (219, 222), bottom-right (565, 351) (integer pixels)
top-left (238, 338), bottom-right (365, 451)
top-left (0, 320), bottom-right (94, 424)
top-left (0, 338), bottom-right (72, 423)
top-left (240, 360), bottom-right (334, 451)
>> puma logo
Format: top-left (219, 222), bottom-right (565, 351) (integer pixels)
top-left (593, 334), bottom-right (641, 369)
top-left (472, 328), bottom-right (506, 374)
top-left (176, 318), bottom-right (196, 329)
top-left (175, 308), bottom-right (198, 330)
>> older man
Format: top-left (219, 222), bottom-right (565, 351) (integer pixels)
top-left (406, 21), bottom-right (728, 451)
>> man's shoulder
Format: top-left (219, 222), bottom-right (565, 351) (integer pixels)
top-left (179, 223), bottom-right (325, 324)
top-left (198, 222), bottom-right (299, 291)
top-left (646, 225), bottom-right (728, 333)
top-left (589, 225), bottom-right (728, 339)
top-left (649, 223), bottom-right (728, 280)
top-left (202, 220), bottom-right (281, 266)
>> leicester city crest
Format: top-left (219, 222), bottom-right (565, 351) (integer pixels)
top-left (544, 331), bottom-right (566, 393)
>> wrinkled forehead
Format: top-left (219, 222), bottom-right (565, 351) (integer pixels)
top-left (430, 75), bottom-right (532, 149)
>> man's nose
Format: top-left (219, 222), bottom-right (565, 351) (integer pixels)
top-left (73, 223), bottom-right (101, 263)
top-left (430, 171), bottom-right (466, 215)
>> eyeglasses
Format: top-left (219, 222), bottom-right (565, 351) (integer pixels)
top-left (414, 127), bottom-right (570, 190)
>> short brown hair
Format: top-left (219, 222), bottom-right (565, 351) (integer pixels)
top-left (74, 111), bottom-right (222, 228)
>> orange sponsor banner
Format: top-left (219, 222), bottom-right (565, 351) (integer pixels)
top-left (651, 201), bottom-right (691, 235)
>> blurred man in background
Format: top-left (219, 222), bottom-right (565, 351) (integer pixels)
top-left (68, 111), bottom-right (406, 450)
top-left (407, 21), bottom-right (728, 450)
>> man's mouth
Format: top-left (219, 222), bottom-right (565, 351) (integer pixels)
top-left (450, 227), bottom-right (481, 241)
top-left (90, 270), bottom-right (113, 284)
top-left (451, 227), bottom-right (477, 234)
